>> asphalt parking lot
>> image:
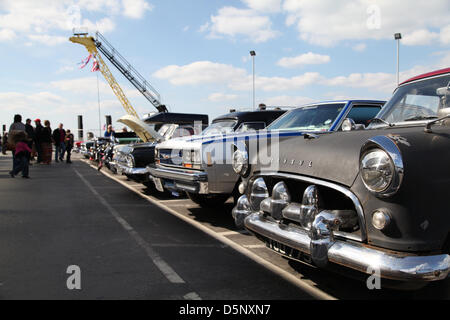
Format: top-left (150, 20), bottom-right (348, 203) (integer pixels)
top-left (0, 153), bottom-right (448, 300)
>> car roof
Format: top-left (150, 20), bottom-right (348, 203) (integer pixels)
top-left (143, 112), bottom-right (209, 125)
top-left (299, 100), bottom-right (386, 107)
top-left (399, 67), bottom-right (450, 86)
top-left (212, 110), bottom-right (286, 123)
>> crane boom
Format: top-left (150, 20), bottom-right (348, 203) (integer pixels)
top-left (94, 32), bottom-right (167, 113)
top-left (69, 33), bottom-right (161, 142)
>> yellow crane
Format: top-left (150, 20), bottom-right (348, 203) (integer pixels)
top-left (69, 31), bottom-right (167, 142)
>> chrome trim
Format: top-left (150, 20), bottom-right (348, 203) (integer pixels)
top-left (249, 177), bottom-right (269, 211)
top-left (361, 135), bottom-right (404, 197)
top-left (232, 148), bottom-right (249, 176)
top-left (245, 213), bottom-right (450, 282)
top-left (252, 172), bottom-right (367, 242)
top-left (116, 163), bottom-right (149, 176)
top-left (148, 166), bottom-right (208, 183)
top-left (232, 195), bottom-right (251, 229)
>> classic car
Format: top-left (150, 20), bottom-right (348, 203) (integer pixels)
top-left (149, 102), bottom-right (384, 208)
top-left (80, 140), bottom-right (95, 159)
top-left (149, 109), bottom-right (289, 206)
top-left (232, 67), bottom-right (450, 287)
top-left (113, 112), bottom-right (208, 187)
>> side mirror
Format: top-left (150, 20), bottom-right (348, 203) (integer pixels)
top-left (342, 118), bottom-right (365, 131)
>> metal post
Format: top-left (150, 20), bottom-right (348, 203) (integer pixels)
top-left (96, 71), bottom-right (102, 137)
top-left (250, 51), bottom-right (256, 111)
top-left (77, 115), bottom-right (83, 141)
top-left (394, 33), bottom-right (402, 86)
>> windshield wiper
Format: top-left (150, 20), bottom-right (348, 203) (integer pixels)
top-left (370, 118), bottom-right (394, 127)
top-left (404, 116), bottom-right (438, 122)
top-left (424, 115), bottom-right (450, 133)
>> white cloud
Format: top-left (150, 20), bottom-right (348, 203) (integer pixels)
top-left (153, 60), bottom-right (321, 92)
top-left (352, 43), bottom-right (367, 52)
top-left (282, 0), bottom-right (450, 46)
top-left (121, 0), bottom-right (153, 19)
top-left (0, 28), bottom-right (16, 41)
top-left (80, 17), bottom-right (116, 34)
top-left (440, 25), bottom-right (450, 45)
top-left (241, 0), bottom-right (281, 12)
top-left (402, 29), bottom-right (439, 46)
top-left (277, 52), bottom-right (330, 68)
top-left (198, 22), bottom-right (209, 33)
top-left (153, 61), bottom-right (247, 86)
top-left (205, 6), bottom-right (279, 43)
top-left (323, 72), bottom-right (395, 92)
top-left (263, 95), bottom-right (316, 106)
top-left (208, 93), bottom-right (239, 102)
top-left (27, 34), bottom-right (68, 46)
top-left (0, 0), bottom-right (152, 46)
top-left (50, 77), bottom-right (112, 96)
top-left (230, 73), bottom-right (321, 92)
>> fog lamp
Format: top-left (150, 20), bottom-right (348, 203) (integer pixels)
top-left (372, 210), bottom-right (391, 230)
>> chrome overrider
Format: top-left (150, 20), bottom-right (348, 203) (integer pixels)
top-left (233, 174), bottom-right (450, 282)
top-left (115, 162), bottom-right (150, 176)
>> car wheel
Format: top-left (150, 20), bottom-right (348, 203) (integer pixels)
top-left (186, 192), bottom-right (230, 208)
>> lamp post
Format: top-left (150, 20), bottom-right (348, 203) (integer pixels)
top-left (394, 33), bottom-right (402, 86)
top-left (250, 50), bottom-right (256, 110)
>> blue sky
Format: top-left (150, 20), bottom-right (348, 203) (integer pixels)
top-left (1, 0), bottom-right (449, 137)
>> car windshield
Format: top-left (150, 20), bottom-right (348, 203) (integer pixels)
top-left (202, 120), bottom-right (237, 135)
top-left (266, 103), bottom-right (345, 131)
top-left (158, 124), bottom-right (173, 137)
top-left (372, 74), bottom-right (450, 126)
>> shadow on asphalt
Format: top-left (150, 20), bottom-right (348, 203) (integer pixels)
top-left (286, 259), bottom-right (450, 300)
top-left (185, 203), bottom-right (238, 230)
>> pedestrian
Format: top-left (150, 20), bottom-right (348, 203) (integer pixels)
top-left (9, 131), bottom-right (31, 179)
top-left (52, 123), bottom-right (66, 163)
top-left (65, 129), bottom-right (74, 164)
top-left (2, 132), bottom-right (8, 155)
top-left (104, 125), bottom-right (115, 139)
top-left (25, 118), bottom-right (35, 162)
top-left (8, 114), bottom-right (26, 174)
top-left (41, 120), bottom-right (52, 165)
top-left (34, 119), bottom-right (44, 163)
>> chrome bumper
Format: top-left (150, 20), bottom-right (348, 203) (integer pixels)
top-left (148, 166), bottom-right (209, 194)
top-left (244, 212), bottom-right (450, 282)
top-left (116, 163), bottom-right (149, 176)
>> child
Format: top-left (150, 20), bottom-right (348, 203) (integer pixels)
top-left (10, 131), bottom-right (31, 179)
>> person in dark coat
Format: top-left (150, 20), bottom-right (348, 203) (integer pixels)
top-left (25, 119), bottom-right (35, 161)
top-left (65, 129), bottom-right (74, 164)
top-left (41, 120), bottom-right (52, 165)
top-left (34, 119), bottom-right (44, 163)
top-left (52, 123), bottom-right (66, 163)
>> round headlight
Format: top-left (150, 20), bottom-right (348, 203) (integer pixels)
top-left (360, 149), bottom-right (394, 193)
top-left (232, 149), bottom-right (249, 175)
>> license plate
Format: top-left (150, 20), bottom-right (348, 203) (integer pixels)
top-left (153, 177), bottom-right (164, 192)
top-left (266, 239), bottom-right (313, 264)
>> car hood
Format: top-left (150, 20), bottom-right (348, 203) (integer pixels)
top-left (254, 125), bottom-right (450, 187)
top-left (156, 136), bottom-right (203, 150)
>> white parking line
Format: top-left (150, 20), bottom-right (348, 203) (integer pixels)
top-left (83, 160), bottom-right (337, 300)
top-left (183, 292), bottom-right (202, 300)
top-left (218, 230), bottom-right (250, 236)
top-left (73, 167), bottom-right (186, 285)
top-left (243, 244), bottom-right (267, 249)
